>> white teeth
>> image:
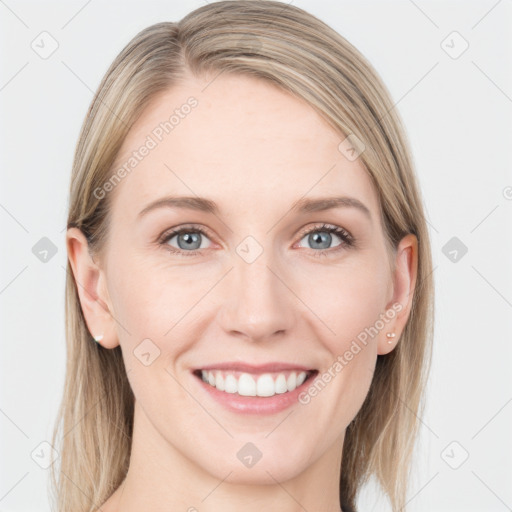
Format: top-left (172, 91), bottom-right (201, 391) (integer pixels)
top-left (256, 373), bottom-right (275, 397)
top-left (199, 370), bottom-right (310, 396)
top-left (296, 371), bottom-right (307, 387)
top-left (286, 372), bottom-right (296, 391)
top-left (238, 373), bottom-right (256, 396)
top-left (224, 374), bottom-right (238, 393)
top-left (275, 374), bottom-right (288, 394)
top-left (215, 371), bottom-right (225, 391)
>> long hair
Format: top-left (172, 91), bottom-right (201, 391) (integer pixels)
top-left (51, 1), bottom-right (435, 510)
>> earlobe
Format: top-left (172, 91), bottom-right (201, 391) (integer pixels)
top-left (377, 233), bottom-right (418, 355)
top-left (66, 227), bottom-right (119, 349)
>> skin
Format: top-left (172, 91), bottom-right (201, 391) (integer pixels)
top-left (67, 72), bottom-right (417, 512)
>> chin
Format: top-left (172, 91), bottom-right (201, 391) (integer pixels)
top-left (197, 448), bottom-right (310, 485)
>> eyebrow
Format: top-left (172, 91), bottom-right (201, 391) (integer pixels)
top-left (138, 195), bottom-right (372, 220)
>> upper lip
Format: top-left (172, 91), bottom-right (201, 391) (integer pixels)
top-left (195, 362), bottom-right (316, 374)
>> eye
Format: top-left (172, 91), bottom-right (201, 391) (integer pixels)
top-left (296, 223), bottom-right (354, 257)
top-left (158, 222), bottom-right (355, 258)
top-left (159, 224), bottom-right (213, 257)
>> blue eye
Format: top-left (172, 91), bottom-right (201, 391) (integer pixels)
top-left (159, 225), bottom-right (212, 257)
top-left (159, 223), bottom-right (354, 258)
top-left (296, 223), bottom-right (354, 258)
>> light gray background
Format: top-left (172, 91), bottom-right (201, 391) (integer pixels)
top-left (1, 1), bottom-right (511, 511)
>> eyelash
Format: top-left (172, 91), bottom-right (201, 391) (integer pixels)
top-left (158, 223), bottom-right (355, 258)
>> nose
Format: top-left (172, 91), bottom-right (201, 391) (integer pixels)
top-left (217, 251), bottom-right (297, 343)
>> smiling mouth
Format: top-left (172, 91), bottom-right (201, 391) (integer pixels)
top-left (193, 369), bottom-right (318, 397)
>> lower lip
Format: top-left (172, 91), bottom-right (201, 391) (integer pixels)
top-left (192, 371), bottom-right (317, 415)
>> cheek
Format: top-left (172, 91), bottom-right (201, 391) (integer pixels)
top-left (296, 259), bottom-right (387, 431)
top-left (311, 256), bottom-right (389, 419)
top-left (106, 252), bottom-right (196, 345)
top-left (106, 255), bottom-right (200, 402)
top-left (302, 255), bottom-right (390, 346)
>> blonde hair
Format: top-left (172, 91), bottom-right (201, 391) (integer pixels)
top-left (51, 1), bottom-right (434, 511)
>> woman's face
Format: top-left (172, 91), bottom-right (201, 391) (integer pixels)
top-left (69, 72), bottom-right (416, 485)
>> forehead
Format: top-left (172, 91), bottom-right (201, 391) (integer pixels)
top-left (109, 73), bottom-right (380, 221)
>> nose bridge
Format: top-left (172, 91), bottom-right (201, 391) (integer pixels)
top-left (219, 238), bottom-right (295, 341)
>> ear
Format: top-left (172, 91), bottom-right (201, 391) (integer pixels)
top-left (66, 227), bottom-right (119, 349)
top-left (377, 233), bottom-right (418, 355)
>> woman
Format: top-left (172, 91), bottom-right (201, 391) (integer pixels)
top-left (51, 1), bottom-right (434, 511)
